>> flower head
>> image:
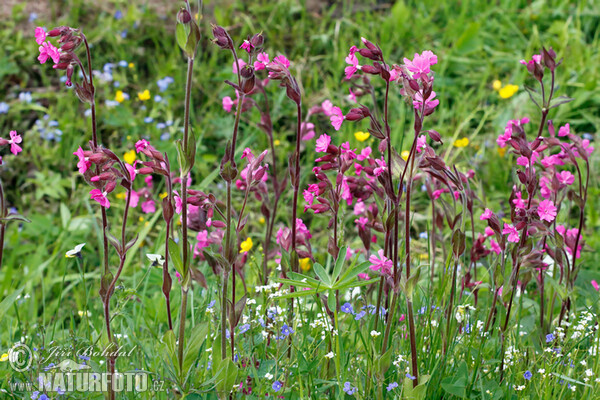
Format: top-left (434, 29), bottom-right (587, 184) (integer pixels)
top-left (35, 27), bottom-right (47, 45)
top-left (537, 199), bottom-right (557, 223)
top-left (368, 249), bottom-right (393, 276)
top-left (403, 50), bottom-right (438, 77)
top-left (8, 130), bottom-right (23, 155)
top-left (38, 41), bottom-right (60, 64)
top-left (315, 134), bottom-right (331, 152)
top-left (240, 237), bottom-right (253, 253)
top-left (272, 381), bottom-right (283, 392)
top-left (330, 107), bottom-right (345, 131)
top-left (73, 146), bottom-right (90, 173)
top-left (90, 189), bottom-right (110, 209)
top-left (502, 223), bottom-right (520, 243)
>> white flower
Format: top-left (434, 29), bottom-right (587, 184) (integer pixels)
top-left (265, 373), bottom-right (273, 380)
top-left (65, 243), bottom-right (86, 258)
top-left (146, 253), bottom-right (165, 266)
top-left (585, 369), bottom-right (593, 377)
top-left (537, 369), bottom-right (545, 374)
top-left (370, 330), bottom-right (381, 338)
top-left (324, 352), bottom-right (334, 359)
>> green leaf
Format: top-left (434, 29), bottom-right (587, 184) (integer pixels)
top-left (215, 359), bottom-right (238, 398)
top-left (0, 213), bottom-right (31, 224)
top-left (0, 287), bottom-right (24, 321)
top-left (313, 262), bottom-right (332, 288)
top-left (549, 95), bottom-right (574, 109)
top-left (162, 330), bottom-right (180, 379)
top-left (454, 22), bottom-right (481, 54)
top-left (168, 239), bottom-right (184, 277)
top-left (183, 323), bottom-right (208, 377)
top-left (332, 246), bottom-right (347, 282)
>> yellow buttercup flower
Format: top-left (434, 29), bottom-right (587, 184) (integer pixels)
top-left (115, 90), bottom-right (126, 103)
top-left (138, 89), bottom-right (151, 101)
top-left (259, 216), bottom-right (265, 224)
top-left (492, 80), bottom-right (502, 91)
top-left (354, 131), bottom-right (370, 142)
top-left (274, 140), bottom-right (281, 146)
top-left (240, 237), bottom-right (253, 253)
top-left (299, 257), bottom-right (311, 272)
top-left (116, 192), bottom-right (127, 200)
top-left (497, 147), bottom-right (507, 157)
top-left (0, 353), bottom-right (8, 362)
top-left (139, 216), bottom-right (145, 222)
top-left (498, 84), bottom-right (519, 99)
top-left (453, 137), bottom-right (469, 148)
top-left (124, 149), bottom-right (136, 165)
top-left (128, 62), bottom-right (135, 69)
top-left (159, 192), bottom-right (168, 199)
top-left (401, 150), bottom-right (410, 161)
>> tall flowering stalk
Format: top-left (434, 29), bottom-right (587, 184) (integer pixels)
top-left (174, 4), bottom-right (201, 372)
top-left (0, 130), bottom-right (28, 269)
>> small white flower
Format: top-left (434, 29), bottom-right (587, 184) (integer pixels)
top-left (146, 253), bottom-right (165, 266)
top-left (324, 352), bottom-right (334, 359)
top-left (265, 373), bottom-right (273, 380)
top-left (370, 330), bottom-right (381, 338)
top-left (65, 243), bottom-right (86, 258)
top-left (585, 369), bottom-right (593, 377)
top-left (537, 369), bottom-right (545, 374)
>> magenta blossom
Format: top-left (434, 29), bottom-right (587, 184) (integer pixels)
top-left (90, 189), bottom-right (110, 209)
top-left (355, 217), bottom-right (368, 229)
top-left (141, 199), bottom-right (156, 214)
top-left (233, 59), bottom-right (246, 74)
top-left (502, 223), bottom-right (520, 243)
top-left (480, 208), bottom-right (493, 221)
top-left (537, 199), bottom-right (557, 223)
top-left (273, 55), bottom-right (290, 69)
top-left (519, 54), bottom-right (541, 66)
top-left (8, 130), bottom-right (22, 155)
top-left (330, 106), bottom-right (345, 131)
top-left (490, 239), bottom-right (501, 255)
top-left (403, 50), bottom-right (438, 77)
top-left (592, 280), bottom-right (599, 292)
top-left (222, 96), bottom-right (234, 113)
top-left (344, 51), bottom-right (361, 80)
top-left (73, 146), bottom-right (91, 173)
top-left (321, 100), bottom-right (334, 117)
top-left (416, 135), bottom-right (427, 153)
top-left (413, 90), bottom-right (439, 111)
top-left (35, 27), bottom-right (47, 45)
top-left (557, 170), bottom-right (574, 186)
top-left (558, 123), bottom-right (570, 137)
top-left (373, 157), bottom-right (386, 177)
top-left (368, 249), bottom-right (393, 276)
top-left (254, 52), bottom-right (270, 70)
top-left (38, 41), bottom-right (60, 64)
top-left (315, 134), bottom-right (331, 152)
top-left (240, 39), bottom-right (253, 53)
top-left (135, 139), bottom-right (149, 153)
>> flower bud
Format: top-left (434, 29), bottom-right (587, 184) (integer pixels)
top-left (250, 33), bottom-right (264, 48)
top-left (177, 8), bottom-right (192, 23)
top-left (240, 65), bottom-right (256, 94)
top-left (212, 25), bottom-right (233, 50)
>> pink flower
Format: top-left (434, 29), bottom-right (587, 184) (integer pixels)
top-left (368, 249), bottom-right (393, 276)
top-left (348, 88), bottom-right (357, 103)
top-left (357, 147), bottom-right (371, 161)
top-left (125, 161), bottom-right (138, 181)
top-left (129, 190), bottom-right (140, 208)
top-left (344, 51), bottom-right (361, 80)
top-left (273, 55), bottom-right (290, 69)
top-left (403, 50), bottom-right (438, 77)
top-left (254, 52), bottom-right (270, 70)
top-left (145, 175), bottom-right (154, 188)
top-left (141, 199), bottom-right (156, 214)
top-left (413, 90), bottom-right (439, 111)
top-left (416, 135), bottom-right (427, 153)
top-left (241, 147), bottom-right (254, 160)
top-left (73, 146), bottom-right (90, 173)
top-left (232, 59), bottom-right (246, 74)
top-left (373, 157), bottom-right (386, 177)
top-left (558, 123), bottom-right (570, 137)
top-left (354, 201), bottom-right (366, 215)
top-left (557, 171), bottom-right (574, 186)
top-left (222, 96), bottom-right (234, 112)
top-left (519, 54), bottom-right (542, 65)
top-left (502, 223), bottom-right (520, 243)
top-left (512, 191), bottom-right (526, 209)
top-left (135, 139), bottom-right (149, 153)
top-left (301, 122), bottom-right (315, 141)
top-left (490, 239), bottom-right (501, 255)
top-left (8, 130), bottom-right (22, 155)
top-left (315, 134), bottom-right (331, 152)
top-left (174, 191), bottom-right (182, 214)
top-left (38, 41), bottom-right (60, 64)
top-left (592, 280), bottom-right (599, 291)
top-left (480, 208), bottom-right (493, 221)
top-left (358, 273), bottom-right (370, 280)
top-left (321, 100), bottom-right (334, 117)
top-left (537, 199), bottom-right (557, 223)
top-left (355, 217), bottom-right (368, 229)
top-left (240, 40), bottom-right (253, 53)
top-left (330, 106), bottom-right (345, 131)
top-left (90, 189), bottom-right (110, 208)
top-left (432, 189), bottom-right (446, 199)
top-left (484, 227), bottom-right (494, 237)
top-left (35, 27), bottom-right (47, 45)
